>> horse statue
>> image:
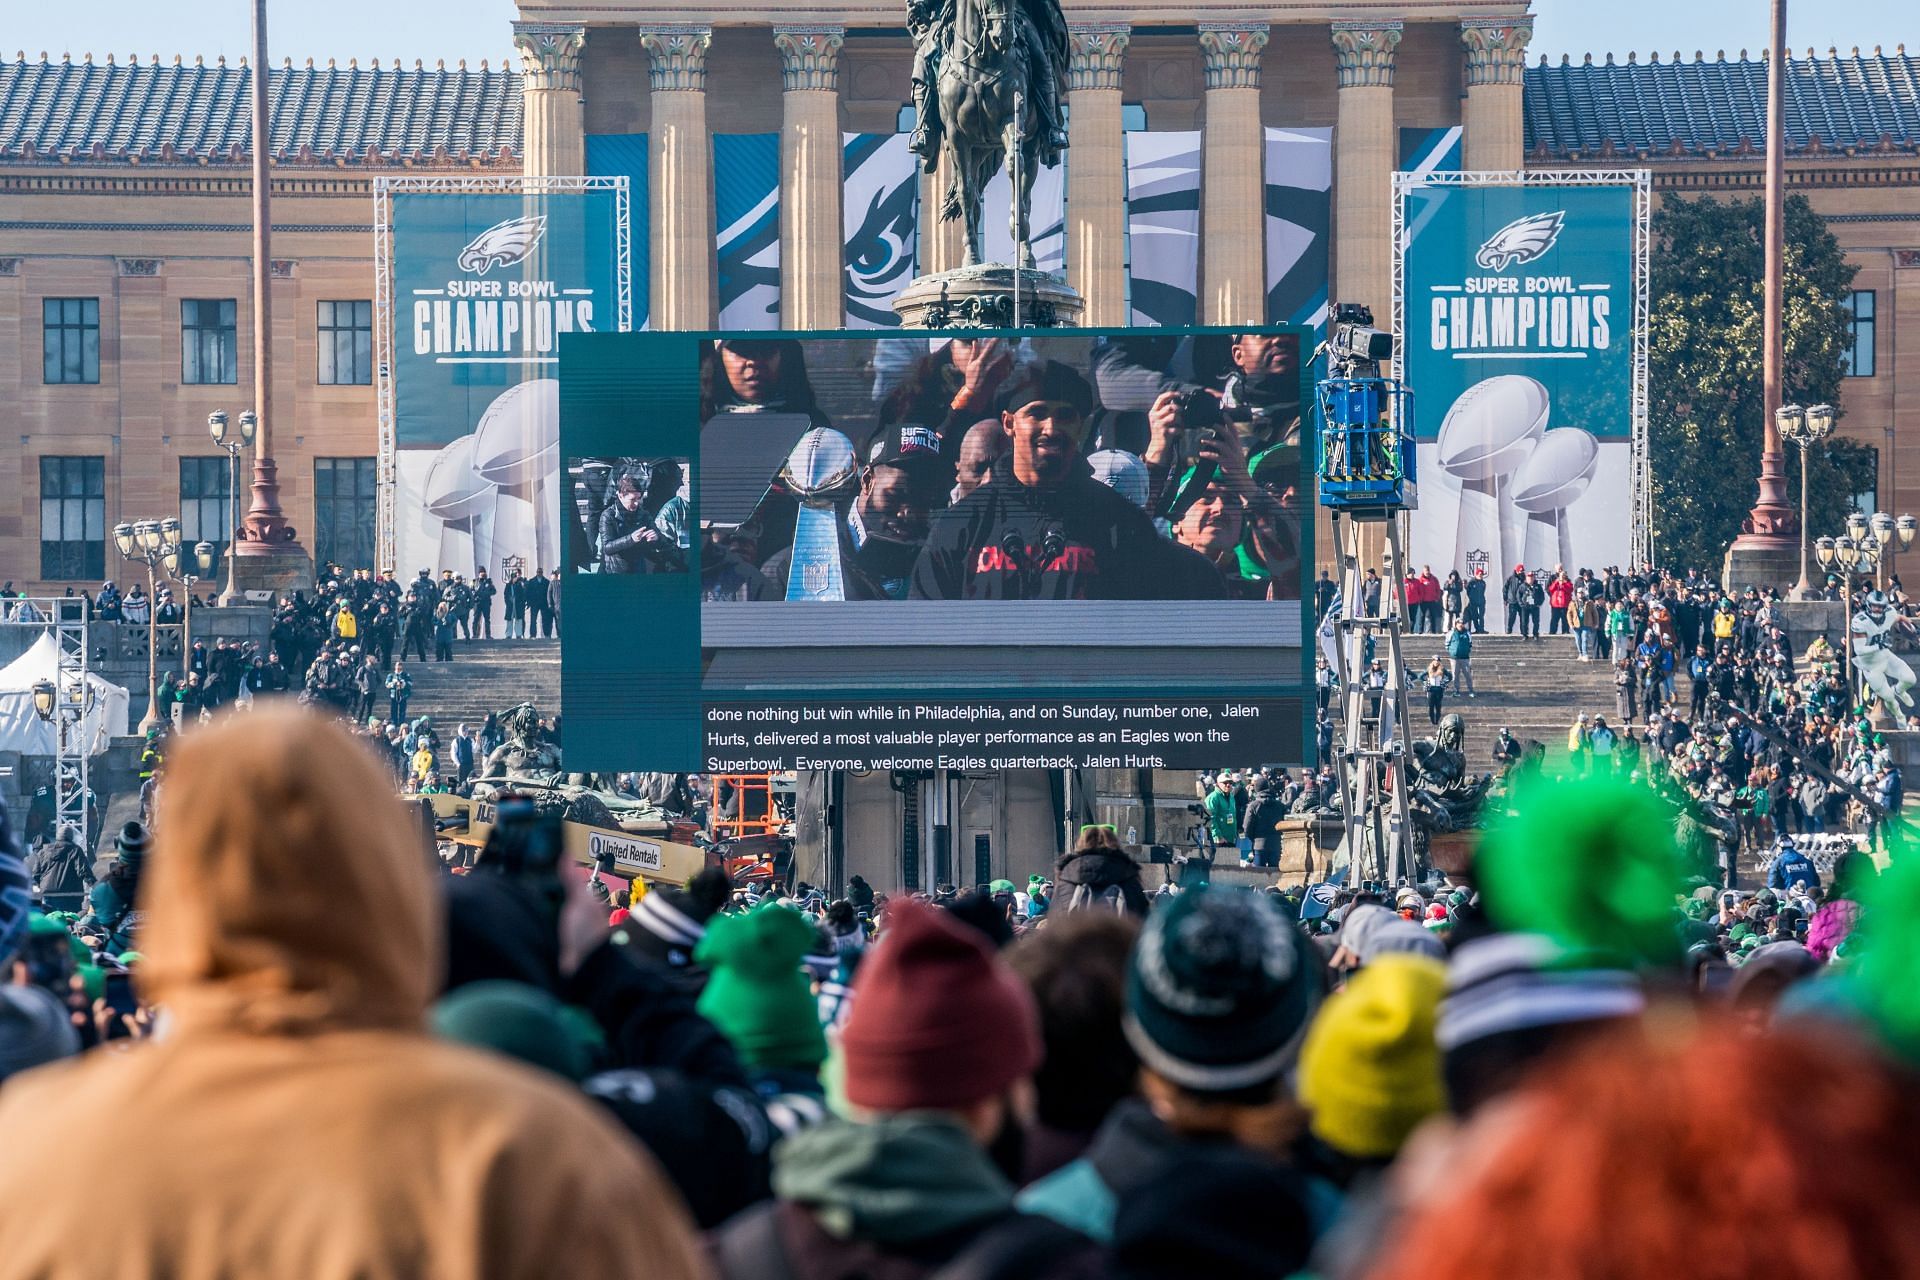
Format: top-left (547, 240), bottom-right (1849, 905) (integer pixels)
top-left (910, 0), bottom-right (1068, 271)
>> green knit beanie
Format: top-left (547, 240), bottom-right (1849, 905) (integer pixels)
top-left (1475, 771), bottom-right (1688, 970)
top-left (695, 904), bottom-right (829, 1072)
top-left (433, 981), bottom-right (595, 1081)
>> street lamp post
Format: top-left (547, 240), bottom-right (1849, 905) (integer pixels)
top-left (117, 518), bottom-right (183, 734)
top-left (209, 410), bottom-right (258, 605)
top-left (1817, 529), bottom-right (1884, 702)
top-left (1779, 403), bottom-right (1836, 599)
top-left (164, 539), bottom-right (218, 673)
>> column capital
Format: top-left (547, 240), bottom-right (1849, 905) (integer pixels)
top-left (1068, 24), bottom-right (1131, 92)
top-left (511, 22), bottom-right (586, 94)
top-left (774, 26), bottom-right (844, 92)
top-left (1198, 23), bottom-right (1269, 91)
top-left (1331, 21), bottom-right (1403, 89)
top-left (1460, 19), bottom-right (1534, 88)
top-left (640, 26), bottom-right (712, 92)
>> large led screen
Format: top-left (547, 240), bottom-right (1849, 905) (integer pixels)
top-left (558, 329), bottom-right (1312, 771)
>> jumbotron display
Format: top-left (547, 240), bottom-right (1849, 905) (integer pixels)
top-left (558, 329), bottom-right (1311, 771)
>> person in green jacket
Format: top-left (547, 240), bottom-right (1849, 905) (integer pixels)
top-left (1204, 772), bottom-right (1239, 859)
top-left (1605, 602), bottom-right (1634, 663)
top-left (77, 821), bottom-right (148, 953)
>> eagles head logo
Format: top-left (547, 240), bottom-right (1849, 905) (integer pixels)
top-left (1474, 211), bottom-right (1565, 272)
top-left (457, 215), bottom-right (547, 275)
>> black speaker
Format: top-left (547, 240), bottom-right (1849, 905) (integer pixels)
top-left (1147, 843), bottom-right (1175, 865)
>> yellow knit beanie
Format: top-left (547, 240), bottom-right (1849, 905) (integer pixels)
top-left (1297, 954), bottom-right (1447, 1159)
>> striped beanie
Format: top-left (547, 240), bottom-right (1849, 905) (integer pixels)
top-left (625, 868), bottom-right (733, 973)
top-left (1437, 932), bottom-right (1644, 1114)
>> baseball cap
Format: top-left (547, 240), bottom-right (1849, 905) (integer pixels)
top-left (864, 424), bottom-right (953, 485)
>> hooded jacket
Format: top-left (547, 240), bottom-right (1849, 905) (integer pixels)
top-left (0, 705), bottom-right (710, 1280)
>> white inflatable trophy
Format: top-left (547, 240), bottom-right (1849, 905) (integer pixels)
top-left (1510, 427), bottom-right (1600, 573)
top-left (1434, 376), bottom-right (1549, 578)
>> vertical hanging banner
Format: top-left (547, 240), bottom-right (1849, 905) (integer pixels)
top-left (842, 132), bottom-right (920, 328)
top-left (585, 135), bottom-right (650, 330)
top-left (375, 177), bottom-right (631, 601)
top-left (1398, 126), bottom-right (1462, 177)
top-left (1263, 127), bottom-right (1332, 332)
top-left (1395, 172), bottom-right (1649, 582)
top-left (1124, 131), bottom-right (1202, 327)
top-left (714, 133), bottom-right (782, 329)
top-left (982, 157), bottom-right (1066, 272)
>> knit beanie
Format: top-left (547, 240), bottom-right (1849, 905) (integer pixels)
top-left (627, 867), bottom-right (731, 971)
top-left (839, 898), bottom-right (1041, 1111)
top-left (1437, 932), bottom-right (1644, 1053)
top-left (0, 984), bottom-right (79, 1081)
top-left (114, 820), bottom-right (151, 868)
top-left (1297, 954), bottom-right (1448, 1159)
top-left (695, 904), bottom-right (829, 1072)
top-left (1124, 886), bottom-right (1324, 1095)
top-left (432, 980), bottom-right (595, 1081)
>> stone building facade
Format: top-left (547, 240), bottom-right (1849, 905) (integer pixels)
top-left (2, 18), bottom-right (1919, 594)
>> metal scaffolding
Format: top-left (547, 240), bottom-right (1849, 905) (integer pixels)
top-left (1, 596), bottom-right (92, 851)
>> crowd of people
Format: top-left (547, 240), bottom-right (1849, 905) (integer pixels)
top-left (1, 707), bottom-right (1914, 1279)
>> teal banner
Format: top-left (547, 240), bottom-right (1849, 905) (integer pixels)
top-left (385, 183), bottom-right (628, 593)
top-left (1400, 180), bottom-right (1640, 580)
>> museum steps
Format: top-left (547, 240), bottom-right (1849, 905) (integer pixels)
top-left (1375, 632), bottom-right (1626, 767)
top-left (403, 637), bottom-right (562, 732)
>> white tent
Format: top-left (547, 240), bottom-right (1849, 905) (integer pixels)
top-left (0, 633), bottom-right (130, 755)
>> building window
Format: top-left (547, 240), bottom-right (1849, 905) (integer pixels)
top-left (43, 297), bottom-right (100, 384)
top-left (179, 457), bottom-right (234, 570)
top-left (181, 298), bottom-right (238, 385)
top-left (1843, 290), bottom-right (1876, 378)
top-left (39, 456), bottom-right (105, 582)
top-left (314, 457), bottom-right (378, 572)
top-left (317, 299), bottom-right (373, 385)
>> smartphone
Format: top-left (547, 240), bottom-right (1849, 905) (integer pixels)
top-left (23, 928), bottom-right (75, 993)
top-left (102, 969), bottom-right (138, 1040)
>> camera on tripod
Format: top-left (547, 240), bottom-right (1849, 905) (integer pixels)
top-left (1326, 302), bottom-right (1395, 378)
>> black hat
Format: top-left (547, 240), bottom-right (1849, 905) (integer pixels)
top-left (1124, 886), bottom-right (1324, 1094)
top-left (627, 868), bottom-right (732, 971)
top-left (993, 360), bottom-right (1094, 423)
top-left (114, 821), bottom-right (151, 868)
top-left (863, 424), bottom-right (954, 485)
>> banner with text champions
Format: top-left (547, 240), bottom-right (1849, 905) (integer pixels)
top-left (381, 181), bottom-right (629, 600)
top-left (1397, 177), bottom-right (1644, 582)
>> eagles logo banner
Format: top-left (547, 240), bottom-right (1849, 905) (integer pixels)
top-left (379, 179), bottom-right (629, 594)
top-left (1397, 176), bottom-right (1644, 579)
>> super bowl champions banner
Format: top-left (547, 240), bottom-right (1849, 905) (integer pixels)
top-left (842, 132), bottom-right (920, 328)
top-left (1263, 127), bottom-right (1332, 332)
top-left (1397, 174), bottom-right (1647, 581)
top-left (714, 134), bottom-right (782, 329)
top-left (378, 179), bottom-right (630, 599)
top-left (1125, 131), bottom-right (1202, 327)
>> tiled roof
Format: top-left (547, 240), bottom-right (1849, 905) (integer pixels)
top-left (1525, 48), bottom-right (1920, 159)
top-left (0, 54), bottom-right (522, 165)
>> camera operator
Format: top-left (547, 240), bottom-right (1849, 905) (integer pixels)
top-left (596, 461), bottom-right (689, 575)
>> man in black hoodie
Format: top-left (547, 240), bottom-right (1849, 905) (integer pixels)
top-left (911, 364), bottom-right (1163, 601)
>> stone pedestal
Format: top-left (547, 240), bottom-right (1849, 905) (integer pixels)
top-left (1722, 542), bottom-right (1802, 595)
top-left (893, 265), bottom-right (1085, 329)
top-left (229, 548), bottom-right (314, 600)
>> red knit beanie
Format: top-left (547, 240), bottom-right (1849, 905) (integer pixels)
top-left (840, 900), bottom-right (1042, 1112)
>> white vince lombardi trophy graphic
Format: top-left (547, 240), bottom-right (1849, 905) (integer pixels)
top-left (1434, 376), bottom-right (1548, 576)
top-left (1511, 427), bottom-right (1600, 572)
top-left (471, 378), bottom-right (562, 577)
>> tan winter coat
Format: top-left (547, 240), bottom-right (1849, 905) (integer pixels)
top-left (0, 704), bottom-right (711, 1280)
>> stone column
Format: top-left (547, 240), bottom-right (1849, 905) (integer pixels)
top-left (1199, 23), bottom-right (1270, 325)
top-left (1066, 24), bottom-right (1130, 324)
top-left (513, 23), bottom-right (588, 178)
top-left (775, 27), bottom-right (846, 328)
top-left (1330, 22), bottom-right (1401, 322)
top-left (641, 26), bottom-right (714, 330)
top-left (1460, 19), bottom-right (1532, 171)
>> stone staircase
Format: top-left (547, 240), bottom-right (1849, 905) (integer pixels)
top-left (404, 638), bottom-right (561, 730)
top-left (1353, 631), bottom-right (1624, 768)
